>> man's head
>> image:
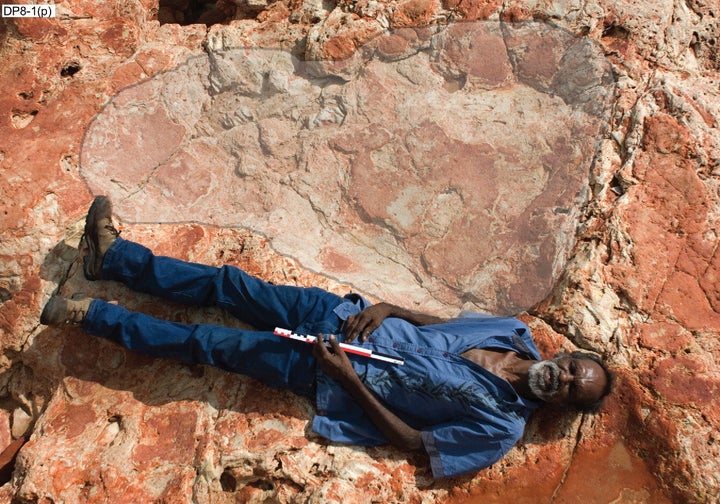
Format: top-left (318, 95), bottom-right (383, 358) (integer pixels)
top-left (528, 351), bottom-right (614, 413)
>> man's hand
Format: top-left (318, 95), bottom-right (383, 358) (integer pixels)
top-left (314, 334), bottom-right (423, 452)
top-left (343, 303), bottom-right (394, 342)
top-left (343, 302), bottom-right (447, 342)
top-left (313, 335), bottom-right (358, 385)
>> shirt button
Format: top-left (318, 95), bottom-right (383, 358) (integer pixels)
top-left (417, 348), bottom-right (423, 353)
top-left (393, 343), bottom-right (398, 348)
top-left (368, 337), bottom-right (374, 342)
top-left (443, 353), bottom-right (448, 357)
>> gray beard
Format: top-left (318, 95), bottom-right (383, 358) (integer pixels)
top-left (528, 360), bottom-right (561, 401)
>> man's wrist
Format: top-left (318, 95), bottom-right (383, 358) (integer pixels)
top-left (340, 370), bottom-right (363, 388)
top-left (381, 302), bottom-right (397, 317)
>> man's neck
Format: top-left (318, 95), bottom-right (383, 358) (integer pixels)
top-left (461, 348), bottom-right (538, 400)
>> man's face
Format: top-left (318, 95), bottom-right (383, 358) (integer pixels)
top-left (528, 354), bottom-right (607, 407)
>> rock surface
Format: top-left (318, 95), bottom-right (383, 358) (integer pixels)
top-left (80, 21), bottom-right (614, 316)
top-left (0, 0), bottom-right (718, 503)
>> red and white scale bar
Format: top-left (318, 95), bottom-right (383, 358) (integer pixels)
top-left (274, 327), bottom-right (405, 366)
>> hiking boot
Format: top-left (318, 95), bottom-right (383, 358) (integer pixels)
top-left (40, 294), bottom-right (93, 326)
top-left (82, 195), bottom-right (119, 280)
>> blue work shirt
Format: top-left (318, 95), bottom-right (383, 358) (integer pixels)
top-left (312, 296), bottom-right (543, 479)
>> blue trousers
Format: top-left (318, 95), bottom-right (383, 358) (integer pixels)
top-left (82, 237), bottom-right (346, 396)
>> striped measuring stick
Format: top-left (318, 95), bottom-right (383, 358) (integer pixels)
top-left (274, 327), bottom-right (405, 366)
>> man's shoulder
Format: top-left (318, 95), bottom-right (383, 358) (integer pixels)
top-left (440, 312), bottom-right (540, 358)
top-left (448, 311), bottom-right (530, 332)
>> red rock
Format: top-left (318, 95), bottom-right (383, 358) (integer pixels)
top-left (635, 322), bottom-right (694, 353)
top-left (133, 410), bottom-right (198, 466)
top-left (98, 21), bottom-right (141, 58)
top-left (45, 403), bottom-right (98, 439)
top-left (641, 112), bottom-right (694, 156)
top-left (320, 247), bottom-right (360, 273)
top-left (552, 440), bottom-right (673, 504)
top-left (441, 0), bottom-right (502, 20)
top-left (391, 0), bottom-right (438, 27)
top-left (656, 270), bottom-right (720, 331)
top-left (373, 30), bottom-right (416, 58)
top-left (432, 22), bottom-right (513, 89)
top-left (645, 356), bottom-right (718, 415)
top-left (504, 21), bottom-right (575, 91)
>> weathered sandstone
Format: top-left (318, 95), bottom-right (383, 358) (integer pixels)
top-left (80, 21), bottom-right (614, 316)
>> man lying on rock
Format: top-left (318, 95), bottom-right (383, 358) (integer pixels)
top-left (41, 196), bottom-right (614, 479)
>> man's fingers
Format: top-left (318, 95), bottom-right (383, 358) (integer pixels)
top-left (344, 305), bottom-right (387, 341)
top-left (348, 318), bottom-right (372, 342)
top-left (313, 335), bottom-right (329, 357)
top-left (343, 316), bottom-right (359, 341)
top-left (314, 335), bottom-right (343, 356)
top-left (328, 335), bottom-right (342, 352)
top-left (327, 336), bottom-right (352, 366)
top-left (358, 319), bottom-right (377, 342)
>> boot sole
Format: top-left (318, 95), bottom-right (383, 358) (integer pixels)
top-left (83, 196), bottom-right (112, 281)
top-left (40, 296), bottom-right (66, 326)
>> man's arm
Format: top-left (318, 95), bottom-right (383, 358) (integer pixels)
top-left (314, 336), bottom-right (423, 450)
top-left (344, 302), bottom-right (446, 342)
